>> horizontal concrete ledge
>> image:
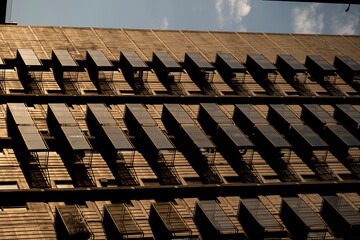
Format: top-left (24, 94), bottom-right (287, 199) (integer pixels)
top-left (0, 181), bottom-right (358, 203)
top-left (0, 94), bottom-right (358, 105)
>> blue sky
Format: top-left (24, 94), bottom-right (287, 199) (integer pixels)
top-left (9, 0), bottom-right (360, 35)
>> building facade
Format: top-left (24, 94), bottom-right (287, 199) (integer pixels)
top-left (0, 25), bottom-right (359, 239)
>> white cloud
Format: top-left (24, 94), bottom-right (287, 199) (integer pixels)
top-left (216, 0), bottom-right (225, 27)
top-left (292, 3), bottom-right (324, 34)
top-left (332, 12), bottom-right (359, 35)
top-left (236, 0), bottom-right (251, 22)
top-left (161, 17), bottom-right (169, 30)
top-left (215, 0), bottom-right (251, 31)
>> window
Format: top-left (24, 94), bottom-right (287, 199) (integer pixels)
top-left (302, 175), bottom-right (320, 182)
top-left (120, 90), bottom-right (134, 95)
top-left (26, 103), bottom-right (35, 109)
top-left (225, 176), bottom-right (242, 183)
top-left (0, 182), bottom-right (18, 190)
top-left (188, 90), bottom-right (202, 95)
top-left (316, 91), bottom-right (330, 96)
top-left (46, 89), bottom-right (63, 94)
top-left (155, 90), bottom-right (169, 95)
top-left (9, 89), bottom-right (26, 93)
top-left (84, 89), bottom-right (99, 94)
top-left (100, 179), bottom-right (118, 187)
top-left (285, 91), bottom-right (299, 96)
top-left (264, 175), bottom-right (281, 183)
top-left (339, 174), bottom-right (356, 181)
top-left (222, 90), bottom-right (235, 95)
top-left (253, 91), bottom-right (269, 96)
top-left (184, 177), bottom-right (202, 185)
top-left (40, 130), bottom-right (49, 136)
top-left (142, 178), bottom-right (160, 186)
top-left (55, 181), bottom-right (74, 189)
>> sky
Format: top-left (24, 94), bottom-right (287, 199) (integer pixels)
top-left (8, 0), bottom-right (360, 35)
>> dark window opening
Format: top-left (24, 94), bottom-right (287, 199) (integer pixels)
top-left (142, 178), bottom-right (161, 186)
top-left (339, 174), bottom-right (356, 181)
top-left (46, 89), bottom-right (63, 94)
top-left (120, 90), bottom-right (134, 95)
top-left (302, 175), bottom-right (321, 182)
top-left (285, 91), bottom-right (299, 96)
top-left (155, 90), bottom-right (169, 95)
top-left (253, 91), bottom-right (269, 96)
top-left (184, 177), bottom-right (202, 185)
top-left (222, 90), bottom-right (235, 95)
top-left (225, 176), bottom-right (243, 183)
top-left (188, 90), bottom-right (202, 95)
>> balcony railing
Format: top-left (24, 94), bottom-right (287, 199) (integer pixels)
top-left (29, 151), bottom-right (49, 167)
top-left (312, 149), bottom-right (328, 163)
top-left (158, 150), bottom-right (176, 166)
top-left (73, 150), bottom-right (93, 167)
top-left (200, 147), bottom-right (216, 165)
top-left (231, 72), bottom-right (246, 84)
top-left (168, 71), bottom-right (182, 83)
top-left (116, 150), bottom-right (135, 167)
top-left (324, 74), bottom-right (337, 84)
top-left (29, 70), bottom-right (44, 93)
top-left (294, 72), bottom-right (308, 84)
top-left (238, 148), bottom-right (254, 165)
top-left (133, 70), bottom-right (148, 83)
top-left (353, 73), bottom-right (360, 84)
top-left (266, 72), bottom-right (277, 83)
top-left (348, 147), bottom-right (360, 162)
top-left (277, 148), bottom-right (291, 163)
top-left (204, 70), bottom-right (214, 83)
